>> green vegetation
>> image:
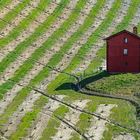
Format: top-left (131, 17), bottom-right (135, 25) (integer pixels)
top-left (0, 0), bottom-right (51, 48)
top-left (0, 0), bottom-right (31, 30)
top-left (0, 0), bottom-right (11, 9)
top-left (40, 105), bottom-right (69, 140)
top-left (87, 73), bottom-right (140, 95)
top-left (9, 96), bottom-right (48, 140)
top-left (0, 0), bottom-right (69, 98)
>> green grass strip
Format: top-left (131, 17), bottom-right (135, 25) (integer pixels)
top-left (115, 0), bottom-right (140, 32)
top-left (0, 0), bottom-right (68, 73)
top-left (0, 0), bottom-right (51, 49)
top-left (40, 105), bottom-right (69, 140)
top-left (0, 0), bottom-right (31, 30)
top-left (0, 0), bottom-right (11, 9)
top-left (9, 96), bottom-right (48, 140)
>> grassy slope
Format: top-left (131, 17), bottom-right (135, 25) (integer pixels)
top-left (0, 0), bottom-right (69, 99)
top-left (0, 0), bottom-right (51, 49)
top-left (0, 0), bottom-right (31, 30)
top-left (87, 73), bottom-right (140, 95)
top-left (0, 0), bottom-right (69, 127)
top-left (0, 0), bottom-right (88, 138)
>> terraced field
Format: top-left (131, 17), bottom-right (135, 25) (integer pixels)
top-left (0, 0), bottom-right (140, 140)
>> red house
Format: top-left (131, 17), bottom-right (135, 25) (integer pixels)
top-left (105, 27), bottom-right (140, 73)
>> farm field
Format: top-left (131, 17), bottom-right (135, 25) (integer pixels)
top-left (0, 0), bottom-right (140, 140)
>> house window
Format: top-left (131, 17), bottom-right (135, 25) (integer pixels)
top-left (123, 48), bottom-right (128, 55)
top-left (124, 38), bottom-right (128, 43)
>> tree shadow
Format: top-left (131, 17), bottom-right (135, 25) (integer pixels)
top-left (55, 71), bottom-right (112, 91)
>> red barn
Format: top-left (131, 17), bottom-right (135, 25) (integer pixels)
top-left (105, 27), bottom-right (140, 73)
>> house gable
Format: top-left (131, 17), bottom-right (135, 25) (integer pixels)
top-left (105, 30), bottom-right (140, 41)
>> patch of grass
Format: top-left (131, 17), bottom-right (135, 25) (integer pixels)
top-left (0, 0), bottom-right (51, 48)
top-left (103, 124), bottom-right (140, 140)
top-left (9, 96), bottom-right (48, 140)
top-left (0, 0), bottom-right (11, 9)
top-left (0, 0), bottom-right (69, 74)
top-left (0, 0), bottom-right (31, 30)
top-left (0, 0), bottom-right (69, 98)
top-left (40, 105), bottom-right (69, 140)
top-left (87, 73), bottom-right (140, 95)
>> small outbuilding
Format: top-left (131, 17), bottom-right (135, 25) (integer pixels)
top-left (105, 27), bottom-right (140, 73)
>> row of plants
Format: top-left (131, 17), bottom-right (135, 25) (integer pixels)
top-left (0, 0), bottom-right (51, 49)
top-left (0, 0), bottom-right (11, 9)
top-left (0, 0), bottom-right (69, 98)
top-left (0, 0), bottom-right (31, 30)
top-left (0, 0), bottom-right (68, 73)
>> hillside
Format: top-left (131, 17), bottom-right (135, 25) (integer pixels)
top-left (0, 0), bottom-right (140, 140)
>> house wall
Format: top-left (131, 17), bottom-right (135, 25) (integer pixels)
top-left (107, 32), bottom-right (140, 73)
